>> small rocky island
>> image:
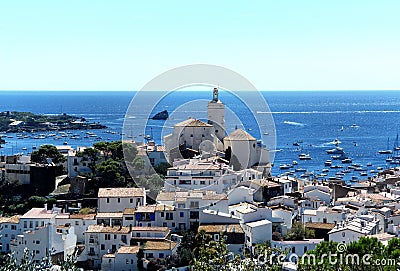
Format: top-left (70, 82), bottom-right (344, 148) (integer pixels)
top-left (151, 110), bottom-right (168, 120)
top-left (0, 111), bottom-right (106, 133)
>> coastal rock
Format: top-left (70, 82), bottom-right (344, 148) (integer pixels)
top-left (151, 110), bottom-right (168, 120)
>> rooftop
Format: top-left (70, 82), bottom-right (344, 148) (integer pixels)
top-left (198, 224), bottom-right (244, 234)
top-left (117, 246), bottom-right (141, 254)
top-left (21, 208), bottom-right (56, 219)
top-left (98, 187), bottom-right (145, 198)
top-left (224, 129), bottom-right (256, 141)
top-left (175, 118), bottom-right (212, 128)
top-left (144, 240), bottom-right (178, 251)
top-left (246, 219), bottom-right (272, 227)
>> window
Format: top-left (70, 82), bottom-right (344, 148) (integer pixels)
top-left (159, 253), bottom-right (165, 258)
top-left (180, 212), bottom-right (184, 218)
top-left (125, 216), bottom-right (133, 221)
top-left (163, 222), bottom-right (167, 227)
top-left (75, 221), bottom-right (79, 226)
top-left (292, 247), bottom-right (295, 253)
top-left (190, 211), bottom-right (199, 219)
top-left (160, 212), bottom-right (164, 217)
top-left (342, 232), bottom-right (345, 237)
top-left (130, 198), bottom-right (133, 204)
top-left (166, 213), bottom-right (173, 220)
top-left (36, 240), bottom-right (40, 244)
top-left (101, 244), bottom-right (105, 250)
top-left (172, 222), bottom-right (175, 227)
top-left (107, 198), bottom-right (110, 203)
top-left (114, 234), bottom-right (117, 239)
top-left (24, 221), bottom-right (27, 228)
top-left (214, 234), bottom-right (219, 241)
top-left (29, 221), bottom-right (33, 228)
top-left (105, 234), bottom-right (111, 240)
top-left (304, 246), bottom-right (307, 253)
top-left (147, 253), bottom-right (154, 258)
top-left (118, 198), bottom-right (121, 203)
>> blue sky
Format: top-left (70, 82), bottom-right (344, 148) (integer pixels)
top-left (0, 0), bottom-right (399, 91)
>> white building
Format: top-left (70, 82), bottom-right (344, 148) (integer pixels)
top-left (164, 159), bottom-right (239, 193)
top-left (156, 190), bottom-right (229, 230)
top-left (272, 239), bottom-right (324, 258)
top-left (224, 129), bottom-right (270, 170)
top-left (55, 213), bottom-right (96, 243)
top-left (143, 240), bottom-right (178, 260)
top-left (67, 147), bottom-right (93, 178)
top-left (101, 246), bottom-right (140, 271)
top-left (11, 223), bottom-right (77, 264)
top-left (303, 184), bottom-right (331, 205)
top-left (328, 216), bottom-right (380, 244)
top-left (84, 225), bottom-right (132, 269)
top-left (242, 219), bottom-right (272, 247)
top-left (302, 206), bottom-right (347, 225)
top-left (0, 215), bottom-right (21, 253)
top-left (98, 187), bottom-right (146, 213)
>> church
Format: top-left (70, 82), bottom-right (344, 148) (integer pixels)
top-left (163, 88), bottom-right (270, 170)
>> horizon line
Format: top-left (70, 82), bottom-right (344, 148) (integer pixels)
top-left (0, 89), bottom-right (400, 92)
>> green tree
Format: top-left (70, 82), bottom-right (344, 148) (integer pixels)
top-left (153, 162), bottom-right (171, 176)
top-left (31, 144), bottom-right (65, 164)
top-left (133, 156), bottom-right (145, 171)
top-left (95, 159), bottom-right (125, 187)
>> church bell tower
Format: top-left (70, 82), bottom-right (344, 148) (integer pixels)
top-left (207, 87), bottom-right (226, 142)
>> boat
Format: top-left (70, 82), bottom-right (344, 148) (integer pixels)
top-left (292, 160), bottom-right (298, 166)
top-left (350, 124), bottom-right (359, 128)
top-left (360, 172), bottom-right (368, 176)
top-left (295, 168), bottom-right (307, 172)
top-left (394, 133), bottom-right (400, 151)
top-left (326, 147), bottom-right (344, 154)
top-left (330, 165), bottom-right (343, 169)
top-left (298, 153), bottom-right (312, 160)
top-left (279, 164), bottom-right (292, 170)
top-left (378, 138), bottom-right (393, 154)
top-left (332, 153), bottom-right (347, 160)
top-left (377, 167), bottom-right (383, 170)
top-left (322, 168), bottom-right (329, 172)
top-left (63, 142), bottom-right (68, 145)
top-left (341, 158), bottom-right (352, 164)
top-left (22, 147), bottom-right (27, 150)
top-left (342, 169), bottom-right (351, 173)
top-left (366, 162), bottom-right (372, 167)
top-left (324, 160), bottom-right (332, 166)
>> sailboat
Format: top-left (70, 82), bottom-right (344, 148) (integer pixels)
top-left (394, 133), bottom-right (400, 151)
top-left (378, 137), bottom-right (393, 154)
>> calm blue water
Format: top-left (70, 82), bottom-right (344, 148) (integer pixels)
top-left (1, 90), bottom-right (400, 182)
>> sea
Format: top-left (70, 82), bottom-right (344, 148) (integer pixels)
top-left (1, 90), bottom-right (400, 184)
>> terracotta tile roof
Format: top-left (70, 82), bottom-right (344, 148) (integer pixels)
top-left (0, 215), bottom-right (20, 224)
top-left (198, 224), bottom-right (244, 234)
top-left (175, 118), bottom-right (212, 127)
top-left (131, 226), bottom-right (169, 232)
top-left (98, 187), bottom-right (145, 198)
top-left (86, 225), bottom-right (131, 234)
top-left (102, 253), bottom-right (115, 258)
top-left (155, 204), bottom-right (175, 211)
top-left (136, 206), bottom-right (156, 213)
top-left (144, 241), bottom-right (178, 251)
top-left (224, 129), bottom-right (256, 141)
top-left (123, 208), bottom-right (136, 215)
top-left (117, 246), bottom-right (140, 254)
top-left (305, 222), bottom-right (335, 230)
top-left (96, 212), bottom-right (124, 218)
